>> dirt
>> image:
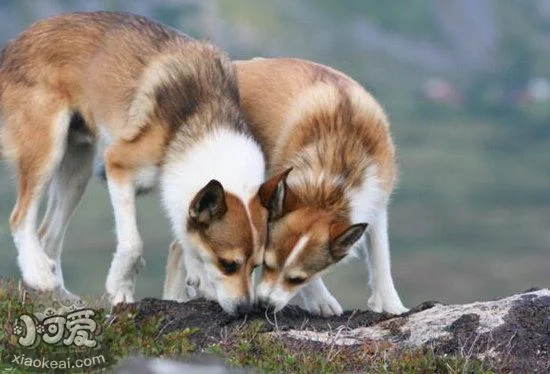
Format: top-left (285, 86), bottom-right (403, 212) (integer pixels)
top-left (482, 293), bottom-right (550, 372)
top-left (431, 292), bottom-right (550, 373)
top-left (131, 297), bottom-right (412, 348)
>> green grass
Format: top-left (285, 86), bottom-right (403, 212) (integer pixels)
top-left (0, 279), bottom-right (196, 373)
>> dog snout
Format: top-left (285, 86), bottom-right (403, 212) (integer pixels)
top-left (256, 296), bottom-right (277, 312)
top-left (256, 296), bottom-right (268, 308)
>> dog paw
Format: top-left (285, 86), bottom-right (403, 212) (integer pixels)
top-left (110, 287), bottom-right (135, 305)
top-left (19, 252), bottom-right (60, 291)
top-left (106, 254), bottom-right (145, 305)
top-left (54, 286), bottom-right (81, 304)
top-left (106, 275), bottom-right (135, 305)
top-left (304, 294), bottom-right (343, 317)
top-left (368, 293), bottom-right (408, 314)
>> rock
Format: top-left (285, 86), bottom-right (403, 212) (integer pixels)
top-left (283, 289), bottom-right (550, 372)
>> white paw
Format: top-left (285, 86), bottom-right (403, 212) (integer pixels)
top-left (304, 294), bottom-right (343, 317)
top-left (110, 287), bottom-right (135, 305)
top-left (19, 252), bottom-right (60, 291)
top-left (106, 254), bottom-right (145, 305)
top-left (107, 278), bottom-right (136, 305)
top-left (106, 274), bottom-right (135, 304)
top-left (368, 293), bottom-right (408, 314)
top-left (54, 286), bottom-right (81, 304)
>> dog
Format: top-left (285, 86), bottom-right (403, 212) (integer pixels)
top-left (0, 12), bottom-right (279, 314)
top-left (165, 58), bottom-right (408, 316)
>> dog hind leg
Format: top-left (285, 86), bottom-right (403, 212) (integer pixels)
top-left (9, 104), bottom-right (72, 292)
top-left (38, 131), bottom-right (95, 300)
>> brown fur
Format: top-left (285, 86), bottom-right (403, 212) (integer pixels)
top-left (165, 58), bottom-right (399, 306)
top-left (0, 12), bottom-right (266, 307)
top-left (236, 58), bottom-right (395, 193)
top-left (0, 11), bottom-right (244, 227)
top-left (234, 58), bottom-right (396, 294)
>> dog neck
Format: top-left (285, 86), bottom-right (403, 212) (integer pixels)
top-left (160, 127), bottom-right (265, 239)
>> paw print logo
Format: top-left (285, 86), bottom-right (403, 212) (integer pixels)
top-left (35, 324), bottom-right (45, 335)
top-left (12, 324), bottom-right (23, 336)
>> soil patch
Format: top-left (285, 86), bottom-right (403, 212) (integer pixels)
top-left (130, 298), bottom-right (428, 348)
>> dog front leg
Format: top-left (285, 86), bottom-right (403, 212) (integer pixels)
top-left (104, 154), bottom-right (144, 305)
top-left (163, 241), bottom-right (187, 301)
top-left (163, 240), bottom-right (215, 301)
top-left (365, 209), bottom-right (408, 314)
top-left (181, 242), bottom-right (216, 300)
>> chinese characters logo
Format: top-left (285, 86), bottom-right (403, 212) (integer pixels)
top-left (12, 303), bottom-right (101, 348)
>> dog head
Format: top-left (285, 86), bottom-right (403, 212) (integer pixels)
top-left (184, 172), bottom-right (292, 314)
top-left (256, 169), bottom-right (367, 312)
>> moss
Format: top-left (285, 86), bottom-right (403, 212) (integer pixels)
top-left (205, 321), bottom-right (492, 373)
top-left (0, 279), bottom-right (196, 372)
top-left (207, 320), bottom-right (350, 373)
top-left (102, 304), bottom-right (198, 360)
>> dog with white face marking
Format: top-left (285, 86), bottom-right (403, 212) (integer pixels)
top-left (0, 12), bottom-right (276, 314)
top-left (165, 58), bottom-right (408, 316)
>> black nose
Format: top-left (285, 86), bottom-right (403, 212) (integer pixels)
top-left (237, 303), bottom-right (253, 315)
top-left (256, 297), bottom-right (269, 309)
top-left (256, 298), bottom-right (276, 312)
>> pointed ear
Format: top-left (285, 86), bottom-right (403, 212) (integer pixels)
top-left (258, 168), bottom-right (297, 221)
top-left (189, 180), bottom-right (227, 225)
top-left (329, 222), bottom-right (368, 261)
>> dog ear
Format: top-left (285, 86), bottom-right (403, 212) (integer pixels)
top-left (329, 222), bottom-right (368, 261)
top-left (258, 168), bottom-right (298, 221)
top-left (189, 180), bottom-right (227, 225)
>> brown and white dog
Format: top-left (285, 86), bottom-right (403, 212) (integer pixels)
top-left (0, 12), bottom-right (276, 314)
top-left (165, 58), bottom-right (407, 315)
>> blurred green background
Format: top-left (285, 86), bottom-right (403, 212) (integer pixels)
top-left (0, 0), bottom-right (548, 309)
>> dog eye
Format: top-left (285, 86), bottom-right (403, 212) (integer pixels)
top-left (286, 276), bottom-right (306, 285)
top-left (219, 259), bottom-right (240, 275)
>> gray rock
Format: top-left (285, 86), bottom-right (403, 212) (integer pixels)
top-left (282, 289), bottom-right (550, 372)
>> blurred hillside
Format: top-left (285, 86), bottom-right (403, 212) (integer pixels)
top-left (0, 0), bottom-right (548, 309)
